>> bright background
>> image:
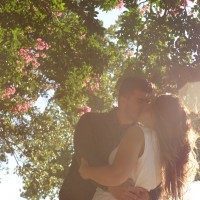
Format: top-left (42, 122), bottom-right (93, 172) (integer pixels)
top-left (0, 7), bottom-right (200, 200)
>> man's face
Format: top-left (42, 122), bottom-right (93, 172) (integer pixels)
top-left (122, 89), bottom-right (149, 122)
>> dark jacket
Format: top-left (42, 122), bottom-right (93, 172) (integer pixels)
top-left (59, 109), bottom-right (127, 200)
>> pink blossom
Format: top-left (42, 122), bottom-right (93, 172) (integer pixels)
top-left (125, 50), bottom-right (134, 58)
top-left (56, 12), bottom-right (62, 17)
top-left (21, 103), bottom-right (31, 112)
top-left (6, 87), bottom-right (16, 95)
top-left (16, 105), bottom-right (22, 112)
top-left (25, 56), bottom-right (32, 63)
top-left (79, 34), bottom-right (86, 40)
top-left (83, 77), bottom-right (100, 92)
top-left (37, 38), bottom-right (42, 42)
top-left (18, 41), bottom-right (47, 69)
top-left (140, 5), bottom-right (150, 15)
top-left (18, 48), bottom-right (28, 56)
top-left (35, 38), bottom-right (50, 51)
top-left (35, 45), bottom-right (45, 51)
top-left (12, 103), bottom-right (31, 113)
top-left (83, 78), bottom-right (91, 87)
top-left (86, 78), bottom-right (91, 83)
top-left (2, 87), bottom-right (16, 99)
top-left (33, 60), bottom-right (40, 68)
top-left (140, 9), bottom-right (146, 14)
top-left (45, 44), bottom-right (51, 50)
top-left (41, 53), bottom-right (47, 58)
top-left (18, 48), bottom-right (33, 63)
top-left (2, 93), bottom-right (10, 99)
top-left (79, 105), bottom-right (91, 115)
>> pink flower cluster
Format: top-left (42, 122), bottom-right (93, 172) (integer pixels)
top-left (125, 50), bottom-right (134, 58)
top-left (117, 0), bottom-right (124, 10)
top-left (1, 86), bottom-right (33, 114)
top-left (2, 87), bottom-right (16, 99)
top-left (140, 5), bottom-right (150, 14)
top-left (18, 48), bottom-right (34, 63)
top-left (35, 38), bottom-right (51, 51)
top-left (79, 105), bottom-right (91, 116)
top-left (83, 77), bottom-right (100, 92)
top-left (18, 38), bottom-right (49, 69)
top-left (18, 48), bottom-right (40, 68)
top-left (12, 103), bottom-right (31, 113)
top-left (82, 78), bottom-right (91, 87)
top-left (166, 0), bottom-right (194, 17)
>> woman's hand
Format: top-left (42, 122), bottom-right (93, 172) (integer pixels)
top-left (79, 158), bottom-right (90, 180)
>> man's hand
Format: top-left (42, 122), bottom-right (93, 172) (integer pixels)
top-left (108, 179), bottom-right (151, 200)
top-left (133, 187), bottom-right (151, 200)
top-left (108, 179), bottom-right (136, 200)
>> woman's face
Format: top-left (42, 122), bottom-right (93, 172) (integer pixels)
top-left (138, 103), bottom-right (156, 128)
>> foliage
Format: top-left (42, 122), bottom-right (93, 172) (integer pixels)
top-left (116, 0), bottom-right (200, 92)
top-left (0, 0), bottom-right (200, 199)
top-left (16, 104), bottom-right (73, 199)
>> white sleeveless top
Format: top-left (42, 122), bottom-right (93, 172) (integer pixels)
top-left (92, 126), bottom-right (162, 200)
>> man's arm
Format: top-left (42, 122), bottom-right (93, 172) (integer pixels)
top-left (74, 113), bottom-right (96, 164)
top-left (79, 126), bottom-right (144, 186)
top-left (76, 116), bottom-right (152, 200)
top-left (79, 124), bottom-right (151, 200)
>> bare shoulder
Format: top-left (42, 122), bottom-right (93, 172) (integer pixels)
top-left (123, 125), bottom-right (145, 144)
top-left (126, 125), bottom-right (144, 136)
top-left (120, 125), bottom-right (145, 157)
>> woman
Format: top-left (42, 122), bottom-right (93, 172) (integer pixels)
top-left (79, 94), bottom-right (198, 200)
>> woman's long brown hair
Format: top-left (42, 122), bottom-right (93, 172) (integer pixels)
top-left (152, 94), bottom-right (198, 200)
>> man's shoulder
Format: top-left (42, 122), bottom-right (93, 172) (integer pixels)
top-left (79, 110), bottom-right (112, 122)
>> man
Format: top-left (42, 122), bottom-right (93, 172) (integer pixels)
top-left (59, 76), bottom-right (160, 200)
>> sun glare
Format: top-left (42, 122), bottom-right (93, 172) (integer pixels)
top-left (179, 82), bottom-right (200, 114)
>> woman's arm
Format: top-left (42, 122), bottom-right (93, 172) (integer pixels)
top-left (79, 126), bottom-right (144, 186)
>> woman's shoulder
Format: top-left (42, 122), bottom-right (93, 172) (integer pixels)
top-left (128, 124), bottom-right (145, 133)
top-left (135, 124), bottom-right (155, 134)
top-left (124, 124), bottom-right (145, 141)
top-left (120, 124), bottom-right (145, 158)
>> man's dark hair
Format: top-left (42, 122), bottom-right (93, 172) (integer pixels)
top-left (118, 76), bottom-right (153, 97)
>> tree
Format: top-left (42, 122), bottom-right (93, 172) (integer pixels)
top-left (0, 0), bottom-right (199, 199)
